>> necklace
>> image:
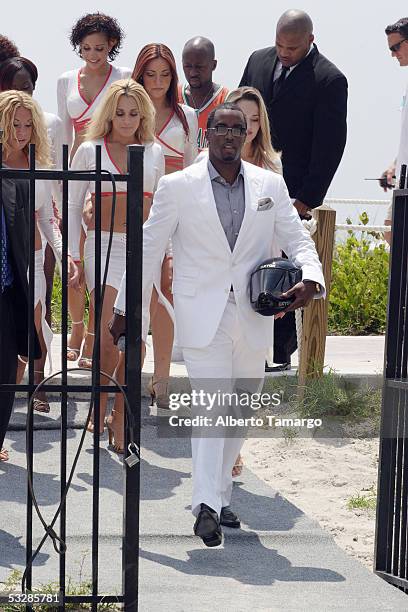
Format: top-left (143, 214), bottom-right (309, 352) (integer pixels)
top-left (187, 84), bottom-right (215, 111)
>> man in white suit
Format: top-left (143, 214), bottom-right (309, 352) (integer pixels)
top-left (110, 103), bottom-right (325, 547)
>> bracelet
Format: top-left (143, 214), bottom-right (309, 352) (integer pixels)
top-left (113, 307), bottom-right (126, 317)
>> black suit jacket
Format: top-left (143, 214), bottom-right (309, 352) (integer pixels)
top-left (2, 178), bottom-right (41, 358)
top-left (240, 44), bottom-right (348, 208)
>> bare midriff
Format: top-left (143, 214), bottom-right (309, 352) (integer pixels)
top-left (86, 193), bottom-right (153, 232)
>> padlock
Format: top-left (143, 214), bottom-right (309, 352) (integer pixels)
top-left (124, 442), bottom-right (140, 468)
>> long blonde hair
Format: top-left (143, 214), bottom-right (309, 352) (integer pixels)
top-left (226, 87), bottom-right (281, 174)
top-left (85, 79), bottom-right (156, 143)
top-left (0, 90), bottom-right (51, 167)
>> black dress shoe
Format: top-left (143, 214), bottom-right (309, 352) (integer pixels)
top-left (220, 506), bottom-right (241, 529)
top-left (265, 361), bottom-right (291, 373)
top-left (193, 504), bottom-right (222, 547)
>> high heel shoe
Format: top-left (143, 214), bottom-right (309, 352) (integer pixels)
top-left (147, 377), bottom-right (170, 409)
top-left (86, 416), bottom-right (105, 435)
top-left (33, 371), bottom-right (50, 413)
top-left (78, 331), bottom-right (94, 369)
top-left (67, 320), bottom-right (86, 362)
top-left (105, 411), bottom-right (124, 454)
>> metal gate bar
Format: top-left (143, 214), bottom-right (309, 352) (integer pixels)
top-left (375, 185), bottom-right (408, 592)
top-left (0, 143), bottom-right (144, 611)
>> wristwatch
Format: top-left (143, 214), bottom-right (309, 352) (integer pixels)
top-left (113, 307), bottom-right (126, 316)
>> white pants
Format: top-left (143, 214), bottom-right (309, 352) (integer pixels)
top-left (183, 293), bottom-right (265, 516)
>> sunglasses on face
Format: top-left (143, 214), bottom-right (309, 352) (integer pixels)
top-left (208, 125), bottom-right (247, 137)
top-left (390, 38), bottom-right (408, 53)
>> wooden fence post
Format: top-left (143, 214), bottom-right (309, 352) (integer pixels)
top-left (298, 205), bottom-right (336, 388)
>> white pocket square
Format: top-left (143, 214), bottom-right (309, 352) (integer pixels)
top-left (257, 197), bottom-right (275, 211)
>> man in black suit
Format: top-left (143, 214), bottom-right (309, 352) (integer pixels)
top-left (0, 178), bottom-right (40, 461)
top-left (240, 9), bottom-right (347, 369)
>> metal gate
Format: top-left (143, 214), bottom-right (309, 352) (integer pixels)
top-left (375, 171), bottom-right (408, 592)
top-left (0, 143), bottom-right (144, 610)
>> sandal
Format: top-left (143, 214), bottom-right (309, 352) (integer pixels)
top-left (33, 372), bottom-right (50, 413)
top-left (78, 331), bottom-right (94, 369)
top-left (67, 347), bottom-right (80, 361)
top-left (147, 377), bottom-right (170, 409)
top-left (0, 447), bottom-right (9, 462)
top-left (105, 412), bottom-right (124, 454)
top-left (67, 320), bottom-right (86, 362)
top-left (78, 357), bottom-right (92, 369)
top-left (86, 420), bottom-right (105, 435)
top-left (33, 398), bottom-right (51, 414)
top-left (232, 454), bottom-right (244, 478)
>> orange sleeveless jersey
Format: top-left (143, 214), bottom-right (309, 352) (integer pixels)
top-left (178, 84), bottom-right (229, 150)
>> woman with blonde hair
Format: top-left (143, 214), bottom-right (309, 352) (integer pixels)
top-left (0, 90), bottom-right (78, 411)
top-left (225, 86), bottom-right (282, 477)
top-left (226, 86), bottom-right (281, 173)
top-left (69, 78), bottom-right (164, 448)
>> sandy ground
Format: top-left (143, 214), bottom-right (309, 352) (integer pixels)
top-left (243, 435), bottom-right (379, 569)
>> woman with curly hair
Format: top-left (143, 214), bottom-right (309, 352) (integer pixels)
top-left (0, 91), bottom-right (78, 411)
top-left (0, 34), bottom-right (19, 64)
top-left (132, 43), bottom-right (198, 408)
top-left (57, 12), bottom-right (131, 369)
top-left (69, 79), bottom-right (164, 447)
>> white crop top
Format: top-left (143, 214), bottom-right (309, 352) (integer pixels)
top-left (57, 64), bottom-right (131, 151)
top-left (156, 104), bottom-right (198, 170)
top-left (68, 138), bottom-right (165, 259)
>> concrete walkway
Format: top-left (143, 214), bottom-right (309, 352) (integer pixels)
top-left (30, 334), bottom-right (385, 400)
top-left (1, 394), bottom-right (408, 611)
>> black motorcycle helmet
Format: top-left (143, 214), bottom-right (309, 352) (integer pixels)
top-left (250, 257), bottom-right (302, 316)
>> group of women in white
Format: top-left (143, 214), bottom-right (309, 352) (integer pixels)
top-left (0, 12), bottom-right (281, 459)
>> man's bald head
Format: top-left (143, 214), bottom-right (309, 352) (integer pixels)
top-left (275, 9), bottom-right (314, 68)
top-left (182, 36), bottom-right (217, 90)
top-left (183, 37), bottom-right (215, 61)
top-left (277, 9), bottom-right (313, 36)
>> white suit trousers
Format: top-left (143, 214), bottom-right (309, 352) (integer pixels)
top-left (183, 293), bottom-right (266, 516)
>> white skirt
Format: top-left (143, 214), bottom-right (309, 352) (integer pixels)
top-left (30, 250), bottom-right (53, 372)
top-left (84, 230), bottom-right (126, 294)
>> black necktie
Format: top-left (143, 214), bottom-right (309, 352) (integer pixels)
top-left (273, 66), bottom-right (289, 98)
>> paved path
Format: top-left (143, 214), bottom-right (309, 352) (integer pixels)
top-left (26, 335), bottom-right (385, 400)
top-left (1, 397), bottom-right (407, 611)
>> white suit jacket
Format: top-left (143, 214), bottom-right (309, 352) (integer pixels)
top-left (115, 158), bottom-right (325, 350)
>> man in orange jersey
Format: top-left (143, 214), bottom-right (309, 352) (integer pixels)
top-left (179, 36), bottom-right (228, 150)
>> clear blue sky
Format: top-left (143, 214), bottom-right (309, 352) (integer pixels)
top-left (1, 0), bottom-right (407, 204)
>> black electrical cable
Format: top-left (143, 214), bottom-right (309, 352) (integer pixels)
top-left (21, 168), bottom-right (140, 594)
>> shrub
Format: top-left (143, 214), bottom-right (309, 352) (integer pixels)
top-left (328, 212), bottom-right (389, 335)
